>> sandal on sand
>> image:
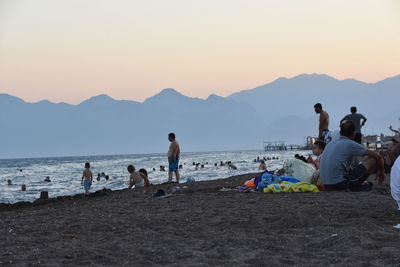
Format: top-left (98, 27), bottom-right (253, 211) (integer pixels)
top-left (219, 187), bottom-right (232, 192)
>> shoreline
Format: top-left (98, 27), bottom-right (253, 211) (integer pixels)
top-left (0, 172), bottom-right (261, 212)
top-left (1, 172), bottom-right (400, 265)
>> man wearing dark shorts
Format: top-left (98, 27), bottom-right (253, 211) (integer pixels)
top-left (320, 120), bottom-right (384, 191)
top-left (167, 133), bottom-right (180, 183)
top-left (340, 106), bottom-right (367, 144)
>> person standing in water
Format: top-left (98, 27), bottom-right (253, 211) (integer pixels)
top-left (167, 132), bottom-right (180, 183)
top-left (314, 103), bottom-right (330, 143)
top-left (81, 162), bottom-right (93, 195)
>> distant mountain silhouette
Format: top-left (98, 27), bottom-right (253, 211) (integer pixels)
top-left (228, 73), bottom-right (400, 142)
top-left (0, 73), bottom-right (399, 158)
top-left (0, 91), bottom-right (264, 158)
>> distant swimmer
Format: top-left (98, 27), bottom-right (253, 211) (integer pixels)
top-left (44, 176), bottom-right (51, 182)
top-left (105, 175), bottom-right (110, 181)
top-left (214, 163), bottom-right (218, 167)
top-left (7, 179), bottom-right (12, 185)
top-left (179, 164), bottom-right (183, 169)
top-left (81, 162), bottom-right (93, 195)
top-left (21, 184), bottom-right (26, 191)
top-left (258, 160), bottom-right (267, 171)
top-left (314, 103), bottom-right (330, 143)
top-left (97, 173), bottom-right (101, 182)
top-left (227, 162), bottom-right (237, 170)
top-left (219, 161), bottom-right (226, 166)
top-left (160, 165), bottom-right (166, 172)
top-left (167, 133), bottom-right (181, 183)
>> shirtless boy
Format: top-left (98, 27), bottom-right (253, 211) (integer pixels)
top-left (81, 162), bottom-right (93, 195)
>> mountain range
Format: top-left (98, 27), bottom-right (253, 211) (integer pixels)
top-left (1, 73), bottom-right (399, 159)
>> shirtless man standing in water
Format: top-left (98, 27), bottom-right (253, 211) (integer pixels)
top-left (167, 132), bottom-right (181, 183)
top-left (314, 103), bottom-right (330, 143)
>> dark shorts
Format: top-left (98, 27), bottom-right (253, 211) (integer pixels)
top-left (169, 157), bottom-right (179, 172)
top-left (324, 164), bottom-right (372, 192)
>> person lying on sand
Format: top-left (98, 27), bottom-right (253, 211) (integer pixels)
top-left (128, 165), bottom-right (147, 188)
top-left (390, 156), bottom-right (400, 210)
top-left (320, 121), bottom-right (385, 191)
top-left (81, 162), bottom-right (93, 195)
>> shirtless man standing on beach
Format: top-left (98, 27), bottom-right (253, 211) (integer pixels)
top-left (314, 103), bottom-right (330, 143)
top-left (168, 132), bottom-right (180, 183)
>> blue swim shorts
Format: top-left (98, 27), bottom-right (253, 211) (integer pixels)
top-left (169, 157), bottom-right (179, 172)
top-left (83, 179), bottom-right (92, 191)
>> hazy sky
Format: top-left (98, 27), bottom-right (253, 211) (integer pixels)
top-left (0, 0), bottom-right (399, 104)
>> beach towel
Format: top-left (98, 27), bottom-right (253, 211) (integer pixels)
top-left (263, 181), bottom-right (319, 193)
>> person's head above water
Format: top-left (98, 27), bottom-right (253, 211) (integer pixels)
top-left (312, 140), bottom-right (326, 156)
top-left (340, 120), bottom-right (356, 139)
top-left (314, 103), bottom-right (322, 114)
top-left (7, 179), bottom-right (12, 185)
top-left (351, 106), bottom-right (357, 114)
top-left (168, 132), bottom-right (176, 142)
top-left (85, 162), bottom-right (90, 169)
top-left (127, 165), bottom-right (135, 174)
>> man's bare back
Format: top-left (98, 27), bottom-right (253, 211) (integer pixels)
top-left (82, 169), bottom-right (92, 180)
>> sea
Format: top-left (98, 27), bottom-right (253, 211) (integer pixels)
top-left (0, 150), bottom-right (308, 204)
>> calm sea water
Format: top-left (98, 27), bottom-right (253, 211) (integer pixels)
top-left (0, 150), bottom-right (307, 203)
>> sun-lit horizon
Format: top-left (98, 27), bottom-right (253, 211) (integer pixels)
top-left (1, 0), bottom-right (399, 104)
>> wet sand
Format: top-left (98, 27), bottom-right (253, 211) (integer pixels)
top-left (1, 173), bottom-right (400, 266)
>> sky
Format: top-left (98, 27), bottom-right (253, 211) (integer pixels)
top-left (0, 0), bottom-right (399, 104)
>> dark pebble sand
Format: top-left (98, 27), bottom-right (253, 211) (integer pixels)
top-left (1, 173), bottom-right (400, 266)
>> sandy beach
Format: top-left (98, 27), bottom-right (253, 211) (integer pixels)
top-left (1, 172), bottom-right (400, 266)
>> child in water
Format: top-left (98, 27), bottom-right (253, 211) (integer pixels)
top-left (81, 162), bottom-right (93, 195)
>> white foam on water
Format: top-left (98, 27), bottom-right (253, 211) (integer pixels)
top-left (0, 150), bottom-right (306, 203)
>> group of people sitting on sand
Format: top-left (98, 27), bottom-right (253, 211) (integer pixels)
top-left (308, 104), bottom-right (400, 194)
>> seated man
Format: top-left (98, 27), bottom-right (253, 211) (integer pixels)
top-left (320, 120), bottom-right (385, 191)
